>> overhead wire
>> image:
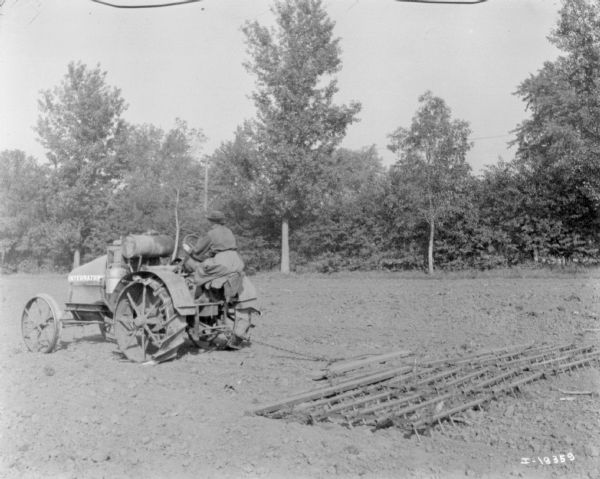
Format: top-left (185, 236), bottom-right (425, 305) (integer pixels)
top-left (471, 133), bottom-right (512, 141)
top-left (395, 0), bottom-right (487, 4)
top-left (90, 0), bottom-right (203, 9)
top-left (89, 0), bottom-right (489, 8)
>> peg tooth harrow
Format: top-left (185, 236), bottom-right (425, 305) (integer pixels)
top-left (252, 341), bottom-right (599, 434)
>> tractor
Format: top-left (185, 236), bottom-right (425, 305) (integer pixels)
top-left (20, 233), bottom-right (260, 362)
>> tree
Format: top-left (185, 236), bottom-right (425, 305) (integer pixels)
top-left (242, 0), bottom-right (361, 273)
top-left (209, 124), bottom-right (288, 272)
top-left (0, 150), bottom-right (49, 268)
top-left (388, 91), bottom-right (472, 274)
top-left (35, 61), bottom-right (127, 267)
top-left (104, 120), bottom-right (206, 255)
top-left (210, 123), bottom-right (274, 232)
top-left (512, 0), bottom-right (600, 261)
top-left (293, 146), bottom-right (386, 270)
top-left (473, 161), bottom-right (526, 265)
top-left (325, 146), bottom-right (384, 205)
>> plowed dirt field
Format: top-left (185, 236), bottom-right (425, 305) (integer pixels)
top-left (1, 271), bottom-right (599, 479)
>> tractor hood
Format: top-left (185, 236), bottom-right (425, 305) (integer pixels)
top-left (68, 255), bottom-right (107, 286)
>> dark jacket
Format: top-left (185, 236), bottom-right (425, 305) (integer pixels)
top-left (192, 224), bottom-right (237, 259)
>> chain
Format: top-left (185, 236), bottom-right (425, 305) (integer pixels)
top-left (251, 338), bottom-right (343, 364)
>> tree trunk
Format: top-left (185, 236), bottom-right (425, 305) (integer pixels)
top-left (73, 248), bottom-right (81, 269)
top-left (281, 218), bottom-right (290, 274)
top-left (427, 220), bottom-right (434, 275)
top-left (204, 159), bottom-right (209, 213)
top-left (171, 188), bottom-right (180, 263)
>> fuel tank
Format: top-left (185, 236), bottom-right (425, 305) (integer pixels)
top-left (122, 234), bottom-right (175, 259)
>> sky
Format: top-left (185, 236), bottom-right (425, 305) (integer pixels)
top-left (0, 0), bottom-right (562, 173)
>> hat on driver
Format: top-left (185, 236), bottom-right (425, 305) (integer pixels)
top-left (206, 210), bottom-right (226, 224)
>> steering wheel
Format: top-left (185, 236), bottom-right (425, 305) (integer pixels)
top-left (181, 234), bottom-right (201, 261)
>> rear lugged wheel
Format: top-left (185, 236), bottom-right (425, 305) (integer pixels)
top-left (21, 294), bottom-right (62, 353)
top-left (99, 318), bottom-right (115, 342)
top-left (114, 277), bottom-right (186, 362)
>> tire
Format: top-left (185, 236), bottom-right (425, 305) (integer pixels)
top-left (113, 277), bottom-right (186, 362)
top-left (21, 294), bottom-right (62, 353)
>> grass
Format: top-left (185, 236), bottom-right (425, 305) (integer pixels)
top-left (254, 263), bottom-right (600, 281)
top-left (3, 262), bottom-right (600, 282)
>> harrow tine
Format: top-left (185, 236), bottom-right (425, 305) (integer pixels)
top-left (253, 341), bottom-right (599, 435)
top-left (252, 365), bottom-right (412, 416)
top-left (553, 351), bottom-right (600, 372)
top-left (411, 395), bottom-right (493, 431)
top-left (422, 342), bottom-right (537, 368)
top-left (470, 369), bottom-right (522, 391)
top-left (358, 391), bottom-right (455, 423)
top-left (442, 367), bottom-right (490, 390)
top-left (314, 349), bottom-right (413, 379)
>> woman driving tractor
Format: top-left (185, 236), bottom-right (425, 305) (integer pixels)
top-left (182, 210), bottom-right (245, 286)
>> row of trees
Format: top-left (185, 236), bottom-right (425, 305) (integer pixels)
top-left (0, 63), bottom-right (208, 271)
top-left (211, 0), bottom-right (600, 272)
top-left (1, 0), bottom-right (599, 273)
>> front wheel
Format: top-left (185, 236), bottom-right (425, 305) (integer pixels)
top-left (114, 277), bottom-right (187, 362)
top-left (21, 294), bottom-right (62, 353)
